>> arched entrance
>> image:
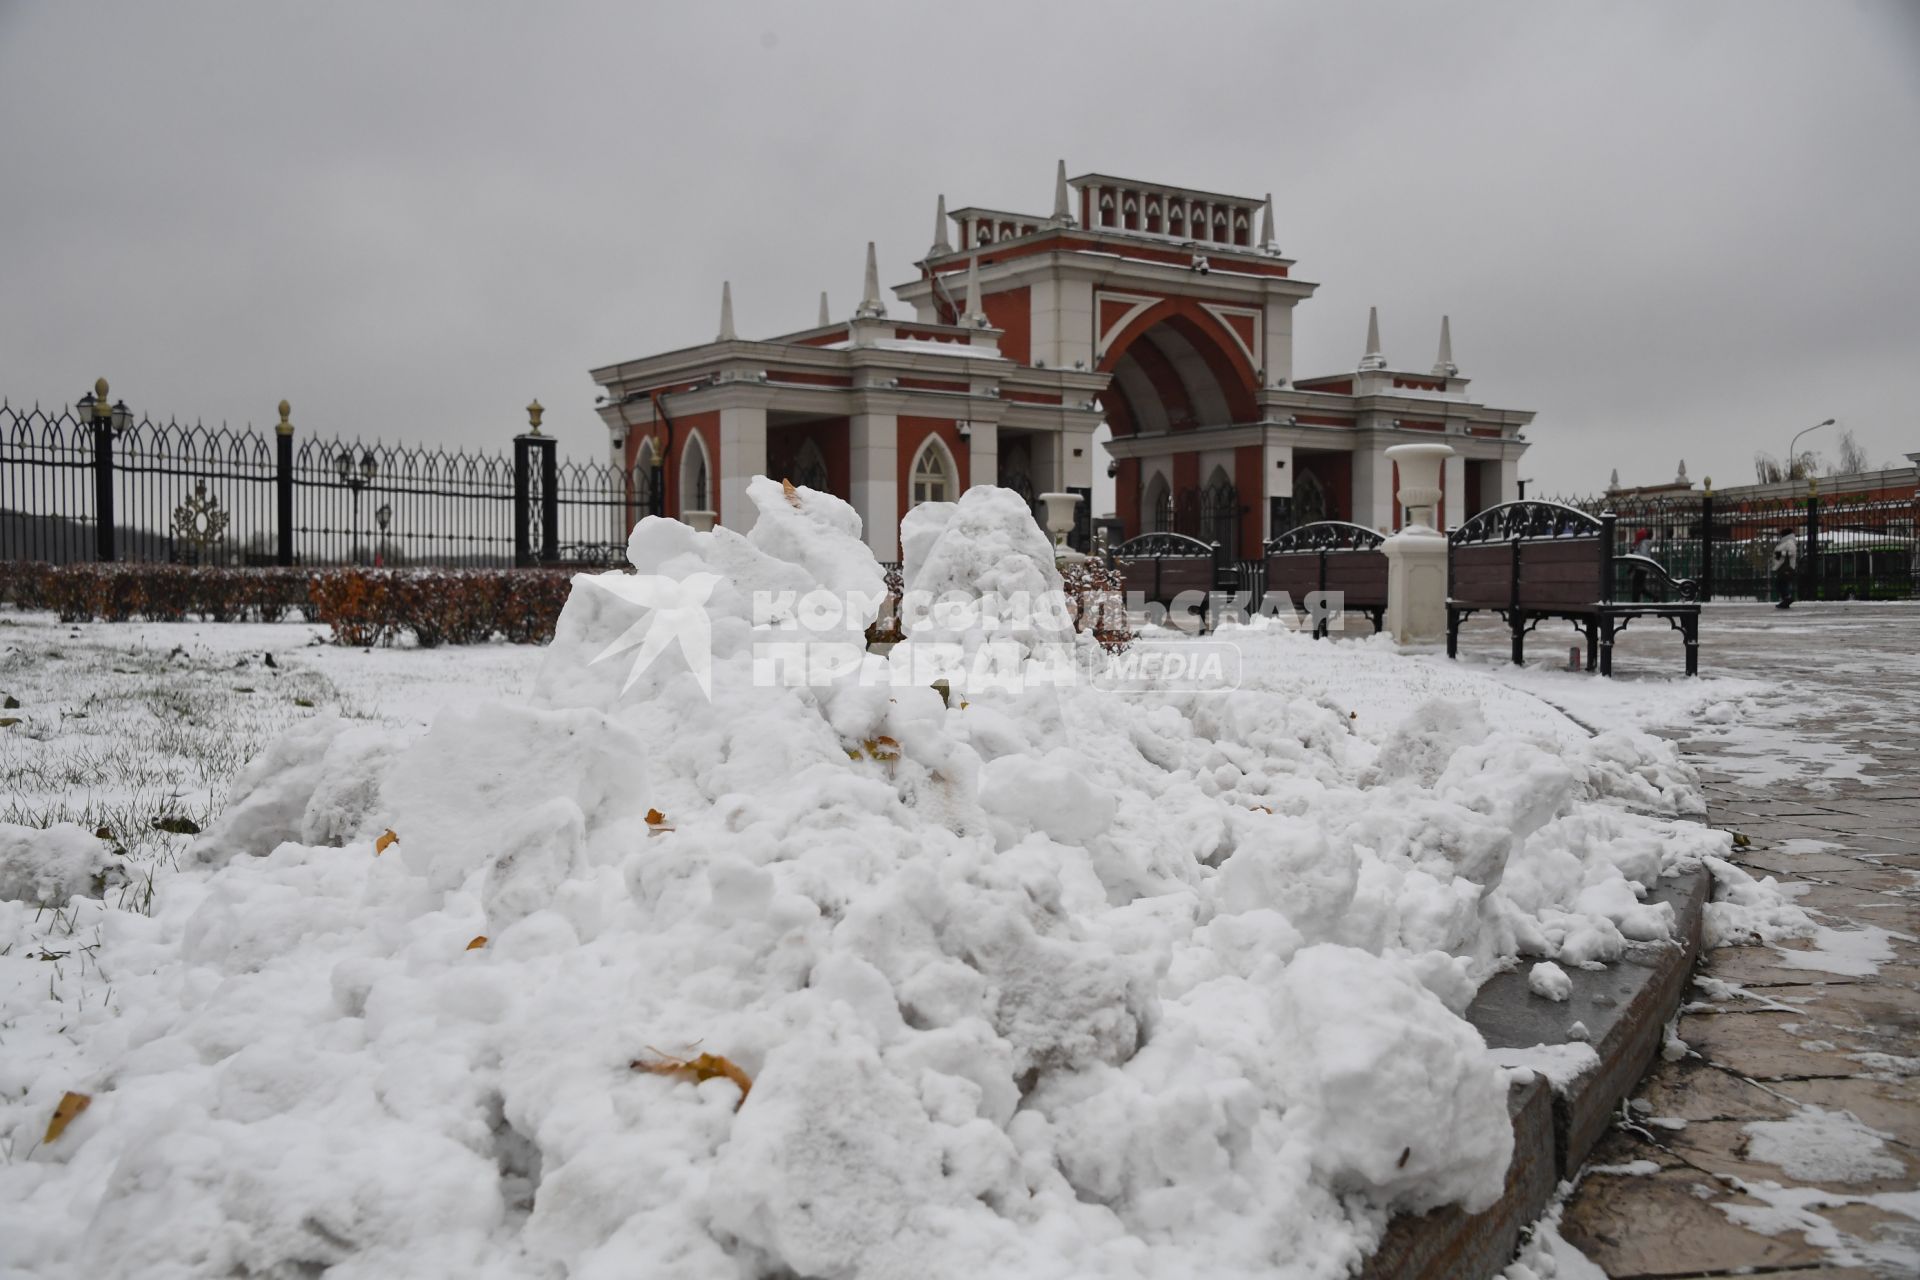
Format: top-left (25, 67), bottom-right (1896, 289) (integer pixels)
top-left (1100, 300), bottom-right (1260, 551)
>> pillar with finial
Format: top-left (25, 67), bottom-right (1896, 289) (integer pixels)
top-left (1259, 193), bottom-right (1275, 251)
top-left (930, 195), bottom-right (952, 256)
top-left (717, 282), bottom-right (736, 341)
top-left (1431, 315), bottom-right (1457, 377)
top-left (526, 400), bottom-right (545, 435)
top-left (275, 399), bottom-right (296, 566)
top-left (961, 255), bottom-right (989, 328)
top-left (1051, 159), bottom-right (1074, 226)
top-left (818, 291), bottom-right (831, 328)
top-left (854, 242), bottom-right (886, 319)
top-left (1359, 306), bottom-right (1387, 371)
top-left (1676, 459), bottom-right (1689, 486)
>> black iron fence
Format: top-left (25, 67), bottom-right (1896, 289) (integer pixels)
top-left (1545, 488), bottom-right (1917, 602)
top-left (2, 396), bottom-right (629, 569)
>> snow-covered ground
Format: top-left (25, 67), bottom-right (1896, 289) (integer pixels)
top-left (0, 484), bottom-right (1809, 1279)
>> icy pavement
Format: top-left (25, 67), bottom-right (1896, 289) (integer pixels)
top-left (1458, 602), bottom-right (1920, 1277)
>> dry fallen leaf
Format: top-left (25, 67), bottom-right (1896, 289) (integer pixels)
top-left (375, 829), bottom-right (398, 854)
top-left (466, 935), bottom-right (488, 951)
top-left (633, 1050), bottom-right (752, 1107)
top-left (645, 808), bottom-right (674, 837)
top-left (782, 478), bottom-right (801, 507)
top-left (44, 1091), bottom-right (91, 1143)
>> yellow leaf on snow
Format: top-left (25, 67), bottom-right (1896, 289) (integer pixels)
top-left (633, 1051), bottom-right (752, 1108)
top-left (782, 478), bottom-right (801, 507)
top-left (375, 829), bottom-right (399, 854)
top-left (44, 1091), bottom-right (91, 1143)
top-left (645, 808), bottom-right (674, 837)
top-left (466, 935), bottom-right (488, 951)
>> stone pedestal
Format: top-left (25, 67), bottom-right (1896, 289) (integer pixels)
top-left (683, 509), bottom-right (717, 533)
top-left (1381, 443), bottom-right (1454, 644)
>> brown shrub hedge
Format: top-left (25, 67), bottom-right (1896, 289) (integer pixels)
top-left (0, 563), bottom-right (580, 647)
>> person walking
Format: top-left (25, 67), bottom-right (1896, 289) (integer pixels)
top-left (1772, 527), bottom-right (1799, 609)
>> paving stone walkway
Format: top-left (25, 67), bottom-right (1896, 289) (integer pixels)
top-left (1459, 601), bottom-right (1920, 1278)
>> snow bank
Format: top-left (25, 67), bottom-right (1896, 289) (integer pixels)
top-left (0, 480), bottom-right (1774, 1279)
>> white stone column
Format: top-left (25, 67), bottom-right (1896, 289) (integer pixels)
top-left (1351, 445), bottom-right (1396, 532)
top-left (1496, 456), bottom-right (1521, 504)
top-left (1263, 442), bottom-right (1295, 541)
top-left (966, 421), bottom-right (998, 489)
top-left (850, 412), bottom-right (899, 557)
top-left (1262, 300), bottom-right (1295, 387)
top-left (1380, 443), bottom-right (1454, 644)
top-left (1443, 453), bottom-right (1466, 531)
top-left (717, 406), bottom-right (767, 534)
top-left (1061, 426), bottom-right (1096, 491)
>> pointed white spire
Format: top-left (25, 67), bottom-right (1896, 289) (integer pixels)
top-left (961, 255), bottom-right (988, 327)
top-left (930, 194), bottom-right (952, 256)
top-left (1608, 468), bottom-right (1621, 491)
top-left (854, 241), bottom-right (886, 319)
top-left (1431, 314), bottom-right (1457, 377)
top-left (1259, 193), bottom-right (1275, 250)
top-left (717, 281), bottom-right (736, 341)
top-left (1052, 159), bottom-right (1074, 224)
top-left (818, 291), bottom-right (831, 327)
top-left (1358, 306), bottom-right (1387, 371)
top-left (1676, 459), bottom-right (1689, 485)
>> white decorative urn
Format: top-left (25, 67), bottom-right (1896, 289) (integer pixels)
top-left (1037, 491), bottom-right (1086, 562)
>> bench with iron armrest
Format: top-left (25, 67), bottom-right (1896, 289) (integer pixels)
top-left (1446, 501), bottom-right (1701, 676)
top-left (1109, 532), bottom-right (1225, 631)
top-left (1264, 521), bottom-right (1387, 638)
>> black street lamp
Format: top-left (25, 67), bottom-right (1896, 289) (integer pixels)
top-left (335, 449), bottom-right (380, 564)
top-left (77, 377), bottom-right (132, 560)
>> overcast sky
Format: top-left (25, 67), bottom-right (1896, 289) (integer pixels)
top-left (4, 0), bottom-right (1916, 500)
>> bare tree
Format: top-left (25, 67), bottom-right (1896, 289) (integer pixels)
top-left (1828, 429), bottom-right (1871, 475)
top-left (1754, 450), bottom-right (1819, 483)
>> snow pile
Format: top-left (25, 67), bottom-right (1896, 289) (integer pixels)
top-left (1528, 961), bottom-right (1572, 1002)
top-left (0, 823), bottom-right (120, 908)
top-left (0, 481), bottom-right (1770, 1278)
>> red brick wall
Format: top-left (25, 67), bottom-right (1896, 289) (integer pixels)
top-left (983, 286), bottom-right (1031, 364)
top-left (1235, 445), bottom-right (1264, 553)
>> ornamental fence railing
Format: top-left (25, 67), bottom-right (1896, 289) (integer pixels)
top-left (1542, 489), bottom-right (1917, 602)
top-left (2, 398), bottom-right (629, 569)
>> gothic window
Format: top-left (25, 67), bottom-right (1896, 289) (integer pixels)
top-left (1292, 469), bottom-right (1327, 527)
top-left (1123, 196), bottom-right (1139, 230)
top-left (909, 437), bottom-right (954, 507)
top-left (1099, 193), bottom-right (1116, 227)
top-left (1145, 198), bottom-right (1163, 234)
top-left (790, 437), bottom-right (830, 494)
top-left (976, 223), bottom-right (992, 245)
top-left (633, 438), bottom-right (660, 518)
top-left (681, 431), bottom-right (711, 513)
top-left (1233, 213), bottom-right (1250, 247)
top-left (1168, 207), bottom-right (1184, 237)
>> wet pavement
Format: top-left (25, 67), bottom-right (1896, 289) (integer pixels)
top-left (1457, 602), bottom-right (1920, 1278)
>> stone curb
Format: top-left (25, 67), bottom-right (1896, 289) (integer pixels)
top-left (1361, 864), bottom-right (1712, 1280)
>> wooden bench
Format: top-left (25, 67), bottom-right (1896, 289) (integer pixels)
top-left (1110, 532), bottom-right (1224, 631)
top-left (1264, 521), bottom-right (1387, 637)
top-left (1447, 501), bottom-right (1701, 676)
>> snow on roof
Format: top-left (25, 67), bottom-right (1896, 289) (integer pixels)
top-left (819, 338), bottom-right (1005, 360)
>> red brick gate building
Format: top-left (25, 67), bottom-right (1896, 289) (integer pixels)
top-left (590, 164), bottom-right (1534, 556)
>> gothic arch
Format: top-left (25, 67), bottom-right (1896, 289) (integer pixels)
top-left (908, 434), bottom-right (957, 507)
top-left (680, 430), bottom-right (712, 514)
